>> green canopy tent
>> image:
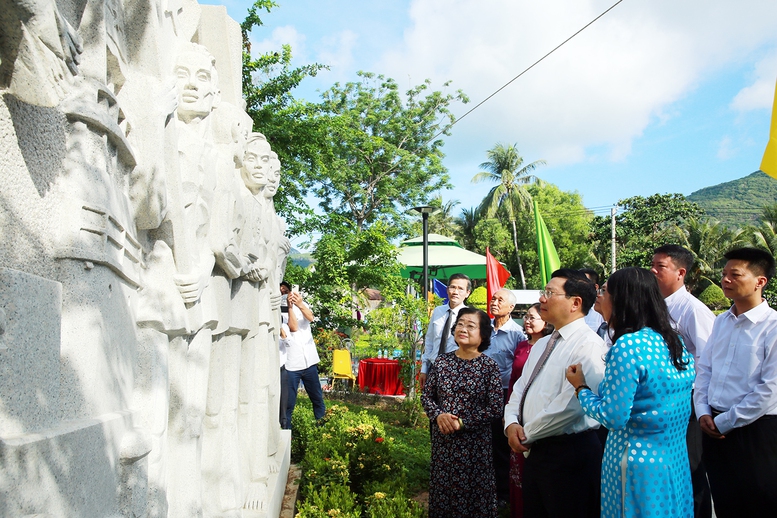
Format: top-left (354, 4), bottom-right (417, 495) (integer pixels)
top-left (397, 234), bottom-right (488, 281)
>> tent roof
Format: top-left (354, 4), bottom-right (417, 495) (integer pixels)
top-left (397, 234), bottom-right (488, 280)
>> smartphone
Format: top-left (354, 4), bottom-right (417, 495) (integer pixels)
top-left (292, 284), bottom-right (299, 293)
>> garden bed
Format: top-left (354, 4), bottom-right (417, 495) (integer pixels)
top-left (291, 393), bottom-right (430, 517)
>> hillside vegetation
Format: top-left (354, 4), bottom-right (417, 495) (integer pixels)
top-left (688, 171), bottom-right (777, 226)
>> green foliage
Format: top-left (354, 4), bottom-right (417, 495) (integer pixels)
top-left (241, 1), bottom-right (327, 234)
top-left (676, 217), bottom-right (746, 293)
top-left (306, 220), bottom-right (405, 330)
top-left (296, 483), bottom-right (361, 518)
top-left (472, 143), bottom-right (546, 288)
top-left (474, 218), bottom-right (513, 263)
top-left (687, 171), bottom-right (777, 227)
top-left (291, 397), bottom-right (317, 462)
top-left (698, 284), bottom-right (728, 310)
top-left (315, 72), bottom-right (468, 231)
top-left (364, 492), bottom-right (426, 518)
top-left (590, 194), bottom-right (704, 269)
top-left (467, 286), bottom-right (488, 311)
top-left (294, 402), bottom-right (421, 516)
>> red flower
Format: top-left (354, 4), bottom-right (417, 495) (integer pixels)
top-left (375, 437), bottom-right (384, 443)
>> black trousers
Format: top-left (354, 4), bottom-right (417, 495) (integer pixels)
top-left (522, 429), bottom-right (602, 518)
top-left (279, 366), bottom-right (289, 429)
top-left (491, 389), bottom-right (510, 503)
top-left (686, 399), bottom-right (711, 518)
top-left (703, 414), bottom-right (777, 518)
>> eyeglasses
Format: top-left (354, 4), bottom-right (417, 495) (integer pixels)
top-left (454, 322), bottom-right (479, 332)
top-left (596, 287), bottom-right (607, 296)
top-left (524, 316), bottom-right (541, 322)
top-left (538, 289), bottom-right (569, 299)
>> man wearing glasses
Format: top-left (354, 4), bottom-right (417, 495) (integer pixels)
top-left (504, 269), bottom-right (606, 518)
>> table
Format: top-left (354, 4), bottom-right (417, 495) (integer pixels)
top-left (357, 358), bottom-right (405, 396)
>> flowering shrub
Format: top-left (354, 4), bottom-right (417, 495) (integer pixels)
top-left (294, 400), bottom-right (426, 517)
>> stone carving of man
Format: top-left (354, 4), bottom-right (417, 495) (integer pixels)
top-left (162, 41), bottom-right (221, 518)
top-left (234, 132), bottom-right (276, 512)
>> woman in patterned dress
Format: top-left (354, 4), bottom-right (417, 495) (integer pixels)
top-left (421, 307), bottom-right (504, 518)
top-left (507, 303), bottom-right (553, 518)
top-left (566, 267), bottom-right (695, 518)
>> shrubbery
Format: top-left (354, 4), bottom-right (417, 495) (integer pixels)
top-left (292, 399), bottom-right (427, 517)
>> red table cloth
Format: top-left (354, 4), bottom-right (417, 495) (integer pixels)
top-left (357, 358), bottom-right (405, 396)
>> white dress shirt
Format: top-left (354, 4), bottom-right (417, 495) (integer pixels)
top-left (421, 303), bottom-right (463, 374)
top-left (279, 322), bottom-right (291, 368)
top-left (665, 285), bottom-right (715, 361)
top-left (504, 318), bottom-right (606, 444)
top-left (694, 300), bottom-right (777, 435)
top-left (285, 303), bottom-right (320, 372)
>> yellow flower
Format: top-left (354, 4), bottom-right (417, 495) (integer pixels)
top-left (373, 492), bottom-right (386, 499)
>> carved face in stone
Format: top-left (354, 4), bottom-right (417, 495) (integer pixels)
top-left (241, 136), bottom-right (272, 191)
top-left (264, 153), bottom-right (281, 199)
top-left (174, 46), bottom-right (219, 122)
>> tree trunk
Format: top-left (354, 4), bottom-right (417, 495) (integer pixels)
top-left (510, 218), bottom-right (526, 289)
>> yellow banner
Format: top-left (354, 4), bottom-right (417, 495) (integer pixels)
top-left (761, 77), bottom-right (777, 179)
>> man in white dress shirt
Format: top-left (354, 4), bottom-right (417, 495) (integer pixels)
top-left (694, 247), bottom-right (777, 518)
top-left (419, 273), bottom-right (471, 390)
top-left (652, 244), bottom-right (715, 518)
top-left (504, 269), bottom-right (606, 518)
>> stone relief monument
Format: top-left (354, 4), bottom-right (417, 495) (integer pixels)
top-left (0, 1), bottom-right (291, 516)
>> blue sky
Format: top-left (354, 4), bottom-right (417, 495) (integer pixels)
top-left (204, 0), bottom-right (777, 225)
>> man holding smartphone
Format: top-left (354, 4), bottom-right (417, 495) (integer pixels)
top-left (281, 282), bottom-right (326, 427)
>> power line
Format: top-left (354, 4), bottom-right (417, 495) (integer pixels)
top-left (434, 0), bottom-right (626, 140)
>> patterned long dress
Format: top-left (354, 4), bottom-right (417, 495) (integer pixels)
top-left (421, 352), bottom-right (504, 518)
top-left (577, 327), bottom-right (695, 518)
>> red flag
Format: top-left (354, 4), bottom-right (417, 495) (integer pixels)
top-left (486, 247), bottom-right (511, 317)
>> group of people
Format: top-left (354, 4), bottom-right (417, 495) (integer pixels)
top-left (420, 246), bottom-right (777, 518)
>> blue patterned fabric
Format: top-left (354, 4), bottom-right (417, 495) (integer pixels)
top-left (577, 327), bottom-right (695, 518)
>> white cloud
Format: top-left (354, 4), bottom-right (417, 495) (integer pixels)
top-left (717, 136), bottom-right (737, 160)
top-left (370, 0), bottom-right (777, 166)
top-left (250, 25), bottom-right (308, 61)
top-left (731, 50), bottom-right (777, 112)
top-left (315, 30), bottom-right (359, 78)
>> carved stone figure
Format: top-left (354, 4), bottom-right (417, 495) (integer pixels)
top-left (0, 2), bottom-right (291, 517)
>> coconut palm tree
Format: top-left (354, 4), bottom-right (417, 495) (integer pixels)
top-left (472, 143), bottom-right (546, 288)
top-left (455, 207), bottom-right (478, 251)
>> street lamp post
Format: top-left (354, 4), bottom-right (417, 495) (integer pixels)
top-left (412, 205), bottom-right (435, 300)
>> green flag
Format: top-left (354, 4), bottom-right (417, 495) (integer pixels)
top-left (534, 200), bottom-right (561, 286)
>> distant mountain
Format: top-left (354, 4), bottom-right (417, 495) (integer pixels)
top-left (289, 248), bottom-right (314, 268)
top-left (687, 171), bottom-right (777, 227)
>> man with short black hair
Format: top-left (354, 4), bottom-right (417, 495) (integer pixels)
top-left (505, 269), bottom-right (606, 518)
top-left (652, 244), bottom-right (715, 518)
top-left (420, 273), bottom-right (471, 390)
top-left (694, 247), bottom-right (777, 517)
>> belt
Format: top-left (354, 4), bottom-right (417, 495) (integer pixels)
top-left (532, 428), bottom-right (597, 448)
top-left (711, 408), bottom-right (724, 418)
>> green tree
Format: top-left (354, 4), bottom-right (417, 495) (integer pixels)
top-left (455, 207), bottom-right (478, 251)
top-left (590, 194), bottom-right (704, 270)
top-left (677, 217), bottom-right (744, 293)
top-left (472, 143), bottom-right (546, 288)
top-left (241, 0), bottom-right (328, 233)
top-left (496, 183), bottom-right (592, 288)
top-left (304, 219), bottom-right (405, 330)
top-left (314, 72), bottom-right (468, 231)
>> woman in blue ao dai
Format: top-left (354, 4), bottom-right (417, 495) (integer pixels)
top-left (566, 267), bottom-right (695, 518)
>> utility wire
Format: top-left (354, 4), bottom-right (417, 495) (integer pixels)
top-left (434, 0), bottom-right (626, 140)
